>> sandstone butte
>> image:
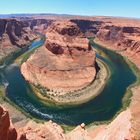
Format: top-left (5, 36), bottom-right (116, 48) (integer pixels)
top-left (21, 20), bottom-right (96, 92)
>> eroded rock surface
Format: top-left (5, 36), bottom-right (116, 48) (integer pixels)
top-left (95, 19), bottom-right (140, 140)
top-left (21, 20), bottom-right (96, 91)
top-left (0, 106), bottom-right (17, 140)
top-left (18, 121), bottom-right (66, 140)
top-left (0, 19), bottom-right (36, 62)
top-left (0, 18), bottom-right (53, 64)
top-left (96, 24), bottom-right (140, 67)
top-left (1, 16), bottom-right (140, 140)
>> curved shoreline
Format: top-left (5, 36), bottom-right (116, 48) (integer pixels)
top-left (0, 38), bottom-right (139, 132)
top-left (29, 58), bottom-right (110, 107)
top-left (88, 38), bottom-right (140, 124)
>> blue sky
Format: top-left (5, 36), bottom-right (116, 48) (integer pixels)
top-left (0, 0), bottom-right (140, 18)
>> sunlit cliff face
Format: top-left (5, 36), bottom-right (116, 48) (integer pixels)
top-left (21, 20), bottom-right (96, 92)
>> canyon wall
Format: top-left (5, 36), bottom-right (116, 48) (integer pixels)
top-left (0, 106), bottom-right (67, 140)
top-left (0, 19), bottom-right (36, 62)
top-left (1, 16), bottom-right (140, 139)
top-left (95, 19), bottom-right (140, 140)
top-left (0, 18), bottom-right (53, 64)
top-left (18, 121), bottom-right (66, 140)
top-left (96, 24), bottom-right (140, 67)
top-left (70, 19), bottom-right (104, 37)
top-left (0, 17), bottom-right (102, 64)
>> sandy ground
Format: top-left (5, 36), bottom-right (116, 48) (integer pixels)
top-left (90, 109), bottom-right (132, 140)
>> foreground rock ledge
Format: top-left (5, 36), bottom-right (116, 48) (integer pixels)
top-left (0, 106), bottom-right (17, 140)
top-left (21, 20), bottom-right (96, 92)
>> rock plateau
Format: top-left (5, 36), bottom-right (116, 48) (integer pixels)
top-left (21, 20), bottom-right (96, 92)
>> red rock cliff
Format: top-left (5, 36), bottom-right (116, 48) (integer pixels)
top-left (96, 25), bottom-right (140, 67)
top-left (0, 18), bottom-right (53, 63)
top-left (0, 106), bottom-right (17, 140)
top-left (21, 20), bottom-right (96, 92)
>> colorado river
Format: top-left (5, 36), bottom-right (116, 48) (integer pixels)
top-left (0, 38), bottom-right (136, 126)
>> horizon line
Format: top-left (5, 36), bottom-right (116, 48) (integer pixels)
top-left (0, 13), bottom-right (140, 20)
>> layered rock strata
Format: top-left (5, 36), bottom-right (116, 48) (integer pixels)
top-left (96, 25), bottom-right (140, 67)
top-left (95, 22), bottom-right (140, 140)
top-left (0, 19), bottom-right (36, 62)
top-left (0, 105), bottom-right (134, 140)
top-left (0, 18), bottom-right (53, 64)
top-left (18, 121), bottom-right (66, 140)
top-left (21, 20), bottom-right (96, 92)
top-left (2, 16), bottom-right (140, 139)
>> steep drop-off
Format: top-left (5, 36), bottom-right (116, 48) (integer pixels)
top-left (0, 18), bottom-right (53, 64)
top-left (1, 16), bottom-right (140, 140)
top-left (0, 19), bottom-right (36, 62)
top-left (96, 24), bottom-right (140, 67)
